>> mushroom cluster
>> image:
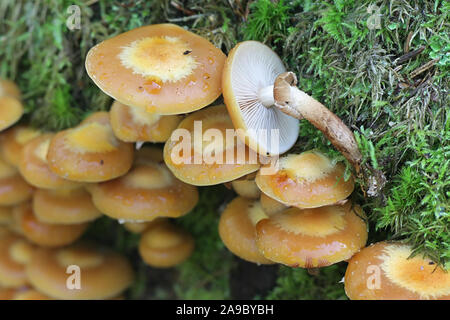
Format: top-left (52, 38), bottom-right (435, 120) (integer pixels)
top-left (0, 24), bottom-right (436, 301)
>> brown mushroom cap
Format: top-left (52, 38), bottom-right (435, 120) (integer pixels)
top-left (19, 133), bottom-right (82, 189)
top-left (26, 243), bottom-right (134, 300)
top-left (256, 150), bottom-right (354, 208)
top-left (33, 187), bottom-right (102, 225)
top-left (0, 96), bottom-right (23, 132)
top-left (256, 202), bottom-right (367, 268)
top-left (13, 203), bottom-right (88, 247)
top-left (0, 126), bottom-right (41, 167)
top-left (89, 146), bottom-right (198, 221)
top-left (0, 157), bottom-right (33, 206)
top-left (138, 219), bottom-right (194, 268)
top-left (344, 241), bottom-right (450, 300)
top-left (231, 179), bottom-right (261, 199)
top-left (110, 100), bottom-right (183, 143)
top-left (219, 197), bottom-right (274, 264)
top-left (164, 105), bottom-right (261, 186)
top-left (0, 234), bottom-right (35, 288)
top-left (47, 112), bottom-right (134, 182)
top-left (86, 23), bottom-right (226, 115)
top-left (0, 78), bottom-right (21, 99)
top-left (259, 193), bottom-right (288, 216)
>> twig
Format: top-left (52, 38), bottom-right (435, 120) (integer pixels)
top-left (394, 46), bottom-right (425, 65)
top-left (409, 58), bottom-right (439, 78)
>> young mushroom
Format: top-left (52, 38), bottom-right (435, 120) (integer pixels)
top-left (0, 96), bottom-right (23, 132)
top-left (164, 105), bottom-right (261, 186)
top-left (219, 197), bottom-right (274, 264)
top-left (138, 219), bottom-right (194, 268)
top-left (0, 125), bottom-right (41, 167)
top-left (110, 100), bottom-right (183, 146)
top-left (47, 112), bottom-right (134, 182)
top-left (19, 133), bottom-right (82, 189)
top-left (344, 241), bottom-right (450, 300)
top-left (86, 23), bottom-right (226, 115)
top-left (231, 179), bottom-right (261, 199)
top-left (26, 243), bottom-right (134, 300)
top-left (89, 147), bottom-right (198, 221)
top-left (13, 203), bottom-right (88, 247)
top-left (223, 41), bottom-right (362, 171)
top-left (0, 234), bottom-right (35, 288)
top-left (0, 157), bottom-right (33, 206)
top-left (256, 202), bottom-right (367, 268)
top-left (255, 150), bottom-right (354, 209)
top-left (32, 187), bottom-right (102, 225)
top-left (123, 218), bottom-right (163, 234)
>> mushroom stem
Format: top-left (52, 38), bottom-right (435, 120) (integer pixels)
top-left (273, 72), bottom-right (362, 172)
top-left (258, 85), bottom-right (275, 108)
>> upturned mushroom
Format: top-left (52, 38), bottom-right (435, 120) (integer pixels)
top-left (32, 187), bottom-right (102, 224)
top-left (255, 202), bottom-right (367, 268)
top-left (13, 203), bottom-right (88, 247)
top-left (110, 100), bottom-right (183, 145)
top-left (86, 23), bottom-right (226, 115)
top-left (138, 219), bottom-right (194, 268)
top-left (26, 243), bottom-right (134, 300)
top-left (47, 112), bottom-right (134, 182)
top-left (223, 41), bottom-right (362, 171)
top-left (0, 125), bottom-right (41, 167)
top-left (0, 234), bottom-right (35, 288)
top-left (19, 133), bottom-right (82, 189)
top-left (164, 104), bottom-right (261, 186)
top-left (255, 150), bottom-right (354, 208)
top-left (89, 146), bottom-right (198, 221)
top-left (219, 197), bottom-right (274, 264)
top-left (0, 157), bottom-right (33, 206)
top-left (0, 96), bottom-right (23, 132)
top-left (344, 241), bottom-right (450, 300)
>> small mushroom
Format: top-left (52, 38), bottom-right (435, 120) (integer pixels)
top-left (164, 104), bottom-right (261, 186)
top-left (19, 133), bottom-right (82, 189)
top-left (219, 197), bottom-right (274, 264)
top-left (231, 179), bottom-right (261, 199)
top-left (255, 202), bottom-right (367, 268)
top-left (344, 241), bottom-right (450, 300)
top-left (13, 203), bottom-right (88, 247)
top-left (123, 218), bottom-right (162, 234)
top-left (0, 157), bottom-right (33, 206)
top-left (0, 234), bottom-right (35, 288)
top-left (0, 125), bottom-right (41, 167)
top-left (26, 243), bottom-right (134, 300)
top-left (32, 187), bottom-right (102, 225)
top-left (47, 112), bottom-right (134, 182)
top-left (256, 150), bottom-right (354, 208)
top-left (259, 193), bottom-right (288, 216)
top-left (0, 96), bottom-right (23, 132)
top-left (86, 24), bottom-right (226, 115)
top-left (223, 41), bottom-right (362, 171)
top-left (138, 219), bottom-right (194, 268)
top-left (89, 147), bottom-right (198, 221)
top-left (110, 100), bottom-right (183, 144)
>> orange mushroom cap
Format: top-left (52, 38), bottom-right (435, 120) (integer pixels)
top-left (344, 241), bottom-right (450, 300)
top-left (231, 179), bottom-right (261, 199)
top-left (0, 96), bottom-right (23, 132)
top-left (0, 234), bottom-right (35, 288)
top-left (89, 146), bottom-right (198, 221)
top-left (19, 133), bottom-right (82, 189)
top-left (47, 112), bottom-right (134, 182)
top-left (26, 243), bottom-right (134, 300)
top-left (138, 219), bottom-right (194, 268)
top-left (0, 125), bottom-right (41, 167)
top-left (0, 157), bottom-right (33, 206)
top-left (13, 203), bottom-right (88, 247)
top-left (86, 23), bottom-right (226, 115)
top-left (0, 78), bottom-right (21, 100)
top-left (256, 150), bottom-right (354, 208)
top-left (33, 187), bottom-right (102, 225)
top-left (123, 218), bottom-right (163, 234)
top-left (259, 193), bottom-right (288, 216)
top-left (219, 197), bottom-right (274, 264)
top-left (256, 202), bottom-right (367, 268)
top-left (110, 100), bottom-right (183, 143)
top-left (164, 105), bottom-right (261, 186)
